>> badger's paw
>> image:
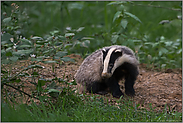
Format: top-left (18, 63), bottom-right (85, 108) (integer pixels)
top-left (125, 89), bottom-right (135, 96)
top-left (112, 91), bottom-right (124, 98)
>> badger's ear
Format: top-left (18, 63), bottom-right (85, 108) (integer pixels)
top-left (102, 48), bottom-right (107, 54)
top-left (115, 49), bottom-right (122, 53)
top-left (102, 48), bottom-right (108, 61)
top-left (114, 49), bottom-right (123, 56)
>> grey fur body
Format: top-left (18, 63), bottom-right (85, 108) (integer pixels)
top-left (74, 45), bottom-right (139, 98)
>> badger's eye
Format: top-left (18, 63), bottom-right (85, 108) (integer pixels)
top-left (109, 63), bottom-right (113, 68)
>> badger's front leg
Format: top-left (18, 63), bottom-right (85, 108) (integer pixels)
top-left (124, 65), bottom-right (139, 96)
top-left (124, 75), bottom-right (135, 96)
top-left (87, 81), bottom-right (108, 94)
top-left (106, 77), bottom-right (124, 98)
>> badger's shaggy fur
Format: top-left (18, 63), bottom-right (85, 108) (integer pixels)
top-left (74, 45), bottom-right (139, 98)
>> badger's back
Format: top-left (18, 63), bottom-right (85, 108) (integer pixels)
top-left (74, 49), bottom-right (104, 86)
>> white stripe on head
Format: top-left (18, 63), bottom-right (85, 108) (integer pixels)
top-left (115, 49), bottom-right (122, 53)
top-left (111, 54), bottom-right (138, 74)
top-left (102, 47), bottom-right (116, 74)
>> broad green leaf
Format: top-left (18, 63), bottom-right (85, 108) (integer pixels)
top-left (144, 42), bottom-right (153, 45)
top-left (160, 47), bottom-right (168, 53)
top-left (48, 89), bottom-right (60, 93)
top-left (124, 11), bottom-right (142, 23)
top-left (13, 49), bottom-right (33, 55)
top-left (1, 41), bottom-right (11, 45)
top-left (25, 65), bottom-right (44, 70)
top-left (1, 33), bottom-right (13, 42)
top-left (1, 59), bottom-right (11, 64)
top-left (121, 19), bottom-right (128, 29)
top-left (161, 64), bottom-right (167, 68)
top-left (38, 78), bottom-right (47, 87)
top-left (42, 49), bottom-right (53, 54)
top-left (31, 36), bottom-right (43, 40)
top-left (113, 11), bottom-right (122, 22)
top-left (50, 30), bottom-right (60, 36)
top-left (35, 44), bottom-right (43, 48)
top-left (65, 33), bottom-right (75, 37)
top-left (60, 57), bottom-right (75, 62)
top-left (19, 45), bottom-right (32, 48)
top-left (20, 39), bottom-right (32, 45)
top-left (81, 37), bottom-right (94, 40)
top-left (30, 57), bottom-right (43, 62)
top-left (132, 40), bottom-right (142, 43)
top-left (9, 56), bottom-right (18, 62)
top-left (159, 47), bottom-right (168, 56)
top-left (42, 61), bottom-right (58, 64)
top-left (3, 17), bottom-right (11, 24)
top-left (55, 51), bottom-right (68, 57)
top-left (81, 40), bottom-right (90, 48)
top-left (58, 35), bottom-right (67, 40)
top-left (77, 27), bottom-right (85, 32)
top-left (5, 52), bottom-right (12, 57)
top-left (111, 35), bottom-right (119, 44)
top-left (164, 41), bottom-right (173, 46)
top-left (177, 49), bottom-right (182, 54)
top-left (36, 40), bottom-right (49, 45)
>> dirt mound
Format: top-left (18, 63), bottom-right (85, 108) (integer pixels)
top-left (134, 67), bottom-right (182, 112)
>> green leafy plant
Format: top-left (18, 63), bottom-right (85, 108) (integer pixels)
top-left (107, 1), bottom-right (182, 69)
top-left (1, 3), bottom-right (81, 105)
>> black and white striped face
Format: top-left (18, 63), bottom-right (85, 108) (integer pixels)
top-left (101, 47), bottom-right (136, 78)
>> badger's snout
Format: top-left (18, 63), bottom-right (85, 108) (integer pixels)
top-left (101, 72), bottom-right (112, 78)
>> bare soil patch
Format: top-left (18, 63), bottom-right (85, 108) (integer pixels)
top-left (3, 54), bottom-right (182, 112)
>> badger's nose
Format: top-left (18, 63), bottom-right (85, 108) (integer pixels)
top-left (102, 72), bottom-right (112, 78)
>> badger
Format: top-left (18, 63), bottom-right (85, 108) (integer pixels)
top-left (74, 45), bottom-right (139, 98)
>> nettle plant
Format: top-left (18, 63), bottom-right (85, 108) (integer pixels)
top-left (107, 1), bottom-right (182, 69)
top-left (1, 3), bottom-right (91, 103)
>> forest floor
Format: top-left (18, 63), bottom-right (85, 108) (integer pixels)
top-left (4, 54), bottom-right (182, 113)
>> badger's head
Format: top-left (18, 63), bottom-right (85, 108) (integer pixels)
top-left (101, 46), bottom-right (138, 78)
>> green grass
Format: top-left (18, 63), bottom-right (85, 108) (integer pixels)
top-left (1, 94), bottom-right (182, 122)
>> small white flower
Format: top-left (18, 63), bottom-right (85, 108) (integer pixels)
top-left (23, 37), bottom-right (25, 39)
top-left (30, 54), bottom-right (36, 58)
top-left (66, 27), bottom-right (71, 30)
top-left (10, 38), bottom-right (14, 42)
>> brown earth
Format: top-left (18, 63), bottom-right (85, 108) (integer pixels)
top-left (2, 54), bottom-right (182, 112)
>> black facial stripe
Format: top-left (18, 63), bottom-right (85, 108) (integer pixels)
top-left (108, 49), bottom-right (122, 73)
top-left (102, 48), bottom-right (109, 62)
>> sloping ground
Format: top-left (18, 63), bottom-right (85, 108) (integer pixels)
top-left (134, 66), bottom-right (182, 112)
top-left (2, 54), bottom-right (182, 112)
